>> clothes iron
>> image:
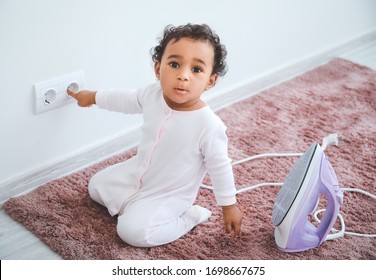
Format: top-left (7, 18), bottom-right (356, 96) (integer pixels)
top-left (272, 143), bottom-right (344, 252)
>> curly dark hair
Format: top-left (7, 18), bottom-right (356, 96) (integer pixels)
top-left (151, 23), bottom-right (228, 76)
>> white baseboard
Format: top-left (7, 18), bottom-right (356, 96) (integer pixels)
top-left (1, 29), bottom-right (375, 207)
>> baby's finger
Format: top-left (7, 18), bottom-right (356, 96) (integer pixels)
top-left (67, 88), bottom-right (78, 100)
top-left (232, 223), bottom-right (241, 238)
top-left (225, 222), bottom-right (232, 234)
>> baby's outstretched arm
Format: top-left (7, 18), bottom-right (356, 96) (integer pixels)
top-left (67, 88), bottom-right (96, 107)
top-left (222, 204), bottom-right (242, 238)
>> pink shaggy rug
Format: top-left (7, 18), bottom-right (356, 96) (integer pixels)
top-left (5, 58), bottom-right (376, 259)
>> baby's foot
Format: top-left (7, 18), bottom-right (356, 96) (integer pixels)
top-left (185, 205), bottom-right (212, 224)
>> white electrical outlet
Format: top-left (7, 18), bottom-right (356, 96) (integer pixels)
top-left (34, 71), bottom-right (85, 114)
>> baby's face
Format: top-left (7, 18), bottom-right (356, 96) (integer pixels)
top-left (154, 37), bottom-right (218, 111)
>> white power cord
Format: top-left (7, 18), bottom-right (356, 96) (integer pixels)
top-left (232, 153), bottom-right (303, 166)
top-left (201, 182), bottom-right (283, 194)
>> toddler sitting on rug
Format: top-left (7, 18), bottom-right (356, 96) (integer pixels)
top-left (67, 23), bottom-right (242, 247)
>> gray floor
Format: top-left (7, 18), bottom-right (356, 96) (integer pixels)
top-left (1, 40), bottom-right (375, 260)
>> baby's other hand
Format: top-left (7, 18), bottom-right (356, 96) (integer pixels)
top-left (67, 88), bottom-right (96, 107)
top-left (222, 204), bottom-right (242, 239)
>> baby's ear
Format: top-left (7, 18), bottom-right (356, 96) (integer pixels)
top-left (154, 62), bottom-right (161, 80)
top-left (205, 73), bottom-right (218, 90)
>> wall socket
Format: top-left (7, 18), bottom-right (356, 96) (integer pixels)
top-left (34, 71), bottom-right (85, 114)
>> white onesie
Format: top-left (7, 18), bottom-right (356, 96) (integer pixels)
top-left (88, 83), bottom-right (237, 247)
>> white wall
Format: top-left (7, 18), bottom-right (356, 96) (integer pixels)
top-left (1, 0), bottom-right (376, 185)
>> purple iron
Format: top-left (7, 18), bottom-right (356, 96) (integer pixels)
top-left (272, 142), bottom-right (344, 252)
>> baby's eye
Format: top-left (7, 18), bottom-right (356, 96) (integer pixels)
top-left (192, 67), bottom-right (203, 73)
top-left (169, 62), bottom-right (179, 68)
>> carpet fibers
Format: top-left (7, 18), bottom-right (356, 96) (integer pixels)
top-left (5, 58), bottom-right (376, 259)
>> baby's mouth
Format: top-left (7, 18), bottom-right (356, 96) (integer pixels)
top-left (174, 88), bottom-right (188, 95)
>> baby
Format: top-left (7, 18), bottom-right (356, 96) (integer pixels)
top-left (67, 23), bottom-right (242, 247)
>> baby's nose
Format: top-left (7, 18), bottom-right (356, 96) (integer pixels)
top-left (177, 69), bottom-right (189, 81)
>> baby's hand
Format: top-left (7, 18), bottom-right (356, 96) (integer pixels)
top-left (222, 204), bottom-right (242, 239)
top-left (67, 88), bottom-right (96, 107)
